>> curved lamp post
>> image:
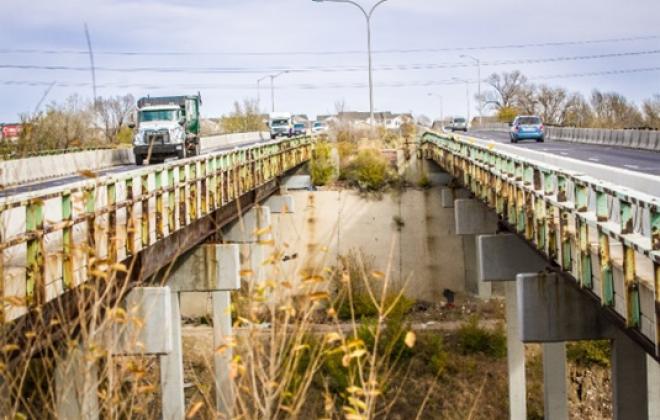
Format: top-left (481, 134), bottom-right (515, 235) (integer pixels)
top-left (313, 0), bottom-right (389, 126)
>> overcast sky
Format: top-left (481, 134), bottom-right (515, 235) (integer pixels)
top-left (1, 0), bottom-right (659, 122)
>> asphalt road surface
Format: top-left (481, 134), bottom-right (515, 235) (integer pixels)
top-left (468, 129), bottom-right (660, 176)
top-left (0, 134), bottom-right (269, 199)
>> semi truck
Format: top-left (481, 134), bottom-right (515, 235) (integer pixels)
top-left (131, 94), bottom-right (202, 165)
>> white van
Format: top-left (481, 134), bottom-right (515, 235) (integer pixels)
top-left (269, 112), bottom-right (293, 139)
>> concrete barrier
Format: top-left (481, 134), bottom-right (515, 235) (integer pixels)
top-left (472, 123), bottom-right (660, 152)
top-left (0, 132), bottom-right (266, 188)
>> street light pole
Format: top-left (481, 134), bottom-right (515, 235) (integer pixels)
top-left (268, 70), bottom-right (289, 113)
top-left (452, 77), bottom-right (470, 124)
top-left (460, 54), bottom-right (482, 126)
top-left (313, 0), bottom-right (389, 126)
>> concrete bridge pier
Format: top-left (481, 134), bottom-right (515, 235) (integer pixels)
top-left (518, 272), bottom-right (660, 420)
top-left (454, 199), bottom-right (498, 298)
top-left (168, 244), bottom-right (242, 418)
top-left (56, 287), bottom-right (173, 420)
top-left (476, 233), bottom-right (554, 419)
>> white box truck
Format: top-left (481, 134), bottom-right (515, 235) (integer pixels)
top-left (269, 112), bottom-right (293, 139)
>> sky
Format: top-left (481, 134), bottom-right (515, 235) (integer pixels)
top-left (1, 0), bottom-right (659, 122)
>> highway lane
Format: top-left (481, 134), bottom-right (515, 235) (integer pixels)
top-left (0, 134), bottom-right (270, 199)
top-left (468, 129), bottom-right (660, 176)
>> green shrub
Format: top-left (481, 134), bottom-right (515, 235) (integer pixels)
top-left (456, 316), bottom-right (506, 358)
top-left (415, 334), bottom-right (449, 375)
top-left (310, 141), bottom-right (335, 186)
top-left (417, 174), bottom-right (431, 189)
top-left (567, 340), bottom-right (611, 367)
top-left (341, 148), bottom-right (393, 191)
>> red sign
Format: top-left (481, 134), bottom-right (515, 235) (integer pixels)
top-left (1, 124), bottom-right (22, 140)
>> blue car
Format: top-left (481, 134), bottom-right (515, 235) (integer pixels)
top-left (510, 116), bottom-right (544, 143)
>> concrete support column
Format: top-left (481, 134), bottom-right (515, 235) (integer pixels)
top-left (160, 291), bottom-right (185, 420)
top-left (264, 194), bottom-right (295, 214)
top-left (212, 291), bottom-right (234, 418)
top-left (505, 281), bottom-right (526, 420)
top-left (647, 356), bottom-right (659, 420)
top-left (611, 329), bottom-right (648, 420)
top-left (55, 344), bottom-right (100, 420)
top-left (542, 343), bottom-right (568, 420)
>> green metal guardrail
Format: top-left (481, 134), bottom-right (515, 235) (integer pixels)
top-left (0, 135), bottom-right (314, 323)
top-left (421, 131), bottom-right (659, 356)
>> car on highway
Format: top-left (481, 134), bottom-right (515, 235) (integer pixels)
top-left (311, 121), bottom-right (328, 134)
top-left (510, 115), bottom-right (544, 143)
top-left (449, 117), bottom-right (468, 132)
top-left (292, 123), bottom-right (306, 136)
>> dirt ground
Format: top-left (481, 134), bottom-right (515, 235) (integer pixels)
top-left (180, 296), bottom-right (612, 419)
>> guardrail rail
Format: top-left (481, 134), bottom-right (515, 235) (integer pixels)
top-left (0, 135), bottom-right (315, 323)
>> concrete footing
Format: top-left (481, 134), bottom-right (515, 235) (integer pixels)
top-left (440, 187), bottom-right (471, 208)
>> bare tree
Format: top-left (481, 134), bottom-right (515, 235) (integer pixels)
top-left (484, 70), bottom-right (528, 109)
top-left (562, 93), bottom-right (593, 128)
top-left (96, 94), bottom-right (135, 144)
top-left (515, 83), bottom-right (538, 115)
top-left (536, 85), bottom-right (568, 125)
top-left (591, 90), bottom-right (643, 128)
top-left (642, 94), bottom-right (660, 129)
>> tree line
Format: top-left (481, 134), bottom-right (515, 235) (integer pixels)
top-left (482, 70), bottom-right (660, 129)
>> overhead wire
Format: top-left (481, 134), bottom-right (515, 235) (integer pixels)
top-left (0, 34), bottom-right (658, 56)
top-left (2, 66), bottom-right (659, 90)
top-left (0, 49), bottom-right (659, 75)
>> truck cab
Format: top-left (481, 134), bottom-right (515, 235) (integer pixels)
top-left (269, 112), bottom-right (293, 139)
top-left (132, 94), bottom-right (202, 165)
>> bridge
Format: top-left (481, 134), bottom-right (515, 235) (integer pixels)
top-left (0, 127), bottom-right (658, 419)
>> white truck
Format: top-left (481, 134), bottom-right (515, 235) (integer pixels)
top-left (269, 112), bottom-right (293, 139)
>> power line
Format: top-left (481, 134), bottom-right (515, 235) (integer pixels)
top-left (0, 34), bottom-right (658, 57)
top-left (2, 66), bottom-right (659, 90)
top-left (1, 49), bottom-right (659, 75)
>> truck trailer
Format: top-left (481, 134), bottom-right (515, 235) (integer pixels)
top-left (131, 94), bottom-right (202, 165)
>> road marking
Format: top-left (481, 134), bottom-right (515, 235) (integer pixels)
top-left (560, 152), bottom-right (568, 156)
top-left (588, 158), bottom-right (600, 162)
top-left (624, 164), bottom-right (639, 170)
